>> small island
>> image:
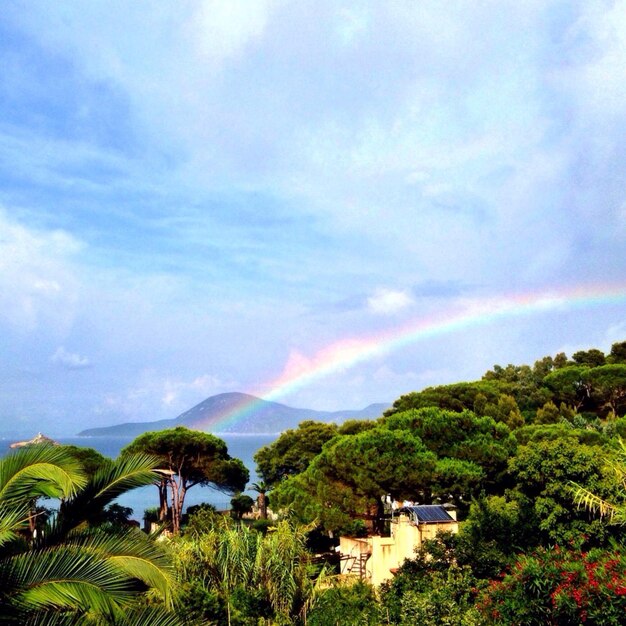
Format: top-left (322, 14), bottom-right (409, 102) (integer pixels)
top-left (9, 432), bottom-right (58, 449)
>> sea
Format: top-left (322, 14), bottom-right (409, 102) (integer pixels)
top-left (1, 433), bottom-right (278, 522)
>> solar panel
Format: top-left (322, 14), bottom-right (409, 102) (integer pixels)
top-left (396, 505), bottom-right (453, 523)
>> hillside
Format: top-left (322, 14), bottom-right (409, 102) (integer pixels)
top-left (77, 392), bottom-right (389, 436)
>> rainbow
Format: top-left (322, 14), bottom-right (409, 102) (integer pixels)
top-left (196, 283), bottom-right (626, 432)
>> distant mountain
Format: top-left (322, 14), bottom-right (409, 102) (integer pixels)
top-left (77, 392), bottom-right (390, 437)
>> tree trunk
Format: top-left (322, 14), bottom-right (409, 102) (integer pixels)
top-left (257, 492), bottom-right (267, 519)
top-left (170, 479), bottom-right (187, 535)
top-left (170, 480), bottom-right (180, 535)
top-left (158, 477), bottom-right (169, 523)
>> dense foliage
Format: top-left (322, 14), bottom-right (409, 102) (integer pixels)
top-left (479, 546), bottom-right (626, 625)
top-left (243, 341), bottom-right (626, 624)
top-left (253, 421), bottom-right (339, 487)
top-left (173, 518), bottom-right (326, 625)
top-left (6, 341), bottom-right (626, 624)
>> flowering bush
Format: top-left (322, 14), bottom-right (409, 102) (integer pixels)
top-left (479, 546), bottom-right (626, 625)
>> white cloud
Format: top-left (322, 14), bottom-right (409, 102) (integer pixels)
top-left (367, 289), bottom-right (413, 315)
top-left (335, 7), bottom-right (370, 46)
top-left (102, 370), bottom-right (238, 421)
top-left (0, 209), bottom-right (81, 333)
top-left (561, 1), bottom-right (626, 120)
top-left (51, 346), bottom-right (91, 369)
top-left (161, 374), bottom-right (228, 407)
top-left (189, 0), bottom-right (271, 63)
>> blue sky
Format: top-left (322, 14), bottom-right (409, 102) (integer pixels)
top-left (1, 1), bottom-right (626, 435)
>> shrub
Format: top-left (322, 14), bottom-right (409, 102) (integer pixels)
top-left (379, 537), bottom-right (481, 625)
top-left (479, 545), bottom-right (626, 625)
top-left (306, 580), bottom-right (379, 626)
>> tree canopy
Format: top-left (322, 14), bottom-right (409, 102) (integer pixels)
top-left (273, 427), bottom-right (436, 533)
top-left (383, 407), bottom-right (516, 492)
top-left (122, 427), bottom-right (248, 534)
top-left (254, 420), bottom-right (338, 487)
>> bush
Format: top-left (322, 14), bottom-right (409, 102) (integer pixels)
top-left (250, 518), bottom-right (274, 535)
top-left (397, 567), bottom-right (482, 626)
top-left (379, 537), bottom-right (481, 625)
top-left (307, 580), bottom-right (379, 626)
top-left (184, 504), bottom-right (223, 537)
top-left (479, 545), bottom-right (626, 625)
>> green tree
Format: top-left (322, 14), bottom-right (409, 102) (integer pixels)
top-left (384, 382), bottom-right (503, 417)
top-left (483, 394), bottom-right (524, 429)
top-left (337, 419), bottom-right (376, 436)
top-left (532, 355), bottom-right (554, 381)
top-left (251, 481), bottom-right (269, 519)
top-left (306, 580), bottom-right (379, 626)
top-left (59, 445), bottom-right (112, 478)
top-left (230, 493), bottom-right (254, 520)
top-left (123, 427), bottom-right (248, 534)
top-left (254, 421), bottom-right (338, 487)
top-left (608, 341), bottom-right (626, 364)
top-left (455, 496), bottom-right (534, 579)
top-left (431, 458), bottom-right (484, 508)
top-left (543, 365), bottom-right (591, 412)
top-left (273, 428), bottom-right (436, 533)
top-left (586, 364), bottom-right (626, 417)
top-left (572, 348), bottom-right (606, 367)
top-left (513, 422), bottom-right (606, 447)
top-left (383, 408), bottom-right (516, 492)
top-left (534, 400), bottom-right (561, 424)
top-left (508, 436), bottom-right (618, 545)
top-left (379, 538), bottom-right (480, 625)
top-left (553, 351), bottom-right (569, 368)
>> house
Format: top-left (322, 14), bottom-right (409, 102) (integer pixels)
top-left (339, 504), bottom-right (458, 587)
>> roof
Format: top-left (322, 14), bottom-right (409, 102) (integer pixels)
top-left (395, 505), bottom-right (454, 524)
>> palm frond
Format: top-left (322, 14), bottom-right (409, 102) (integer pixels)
top-left (0, 503), bottom-right (32, 547)
top-left (20, 605), bottom-right (189, 626)
top-left (91, 454), bottom-right (162, 502)
top-left (0, 446), bottom-right (86, 504)
top-left (0, 450), bottom-right (178, 625)
top-left (571, 482), bottom-right (626, 524)
top-left (3, 546), bottom-right (133, 616)
top-left (61, 527), bottom-right (175, 607)
top-left (49, 454), bottom-right (161, 539)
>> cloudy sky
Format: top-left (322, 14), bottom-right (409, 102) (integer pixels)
top-left (2, 1), bottom-right (626, 436)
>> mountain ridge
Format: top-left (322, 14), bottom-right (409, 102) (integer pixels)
top-left (77, 392), bottom-right (390, 436)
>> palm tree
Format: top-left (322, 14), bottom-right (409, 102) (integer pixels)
top-left (251, 481), bottom-right (269, 519)
top-left (0, 444), bottom-right (186, 625)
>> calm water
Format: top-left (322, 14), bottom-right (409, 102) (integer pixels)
top-left (1, 433), bottom-right (278, 522)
